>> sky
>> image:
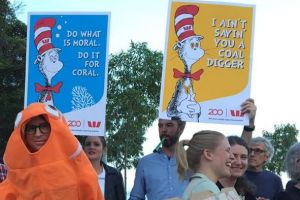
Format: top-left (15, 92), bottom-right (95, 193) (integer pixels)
top-left (12, 0), bottom-right (300, 194)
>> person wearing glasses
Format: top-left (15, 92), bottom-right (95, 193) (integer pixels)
top-left (129, 99), bottom-right (256, 200)
top-left (0, 103), bottom-right (104, 200)
top-left (22, 114), bottom-right (51, 152)
top-left (245, 137), bottom-right (283, 200)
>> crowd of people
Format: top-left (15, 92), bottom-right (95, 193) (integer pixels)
top-left (128, 99), bottom-right (298, 200)
top-left (0, 99), bottom-right (299, 200)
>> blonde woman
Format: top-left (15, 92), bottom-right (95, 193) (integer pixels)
top-left (176, 130), bottom-right (233, 200)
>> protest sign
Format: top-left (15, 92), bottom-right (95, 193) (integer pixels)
top-left (25, 13), bottom-right (110, 135)
top-left (159, 1), bottom-right (255, 125)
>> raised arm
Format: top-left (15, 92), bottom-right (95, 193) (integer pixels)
top-left (241, 98), bottom-right (256, 144)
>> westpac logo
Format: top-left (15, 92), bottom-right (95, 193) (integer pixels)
top-left (230, 110), bottom-right (244, 117)
top-left (87, 121), bottom-right (101, 128)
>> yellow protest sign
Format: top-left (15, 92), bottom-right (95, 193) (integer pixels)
top-left (159, 0), bottom-right (255, 124)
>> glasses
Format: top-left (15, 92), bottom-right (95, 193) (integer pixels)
top-left (25, 122), bottom-right (51, 135)
top-left (249, 148), bottom-right (266, 154)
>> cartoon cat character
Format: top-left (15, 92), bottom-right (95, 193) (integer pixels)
top-left (34, 18), bottom-right (63, 106)
top-left (167, 5), bottom-right (204, 122)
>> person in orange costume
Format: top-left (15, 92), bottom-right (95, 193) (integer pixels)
top-left (0, 103), bottom-right (104, 200)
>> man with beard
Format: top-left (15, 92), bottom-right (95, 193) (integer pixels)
top-left (129, 99), bottom-right (256, 200)
top-left (129, 118), bottom-right (188, 200)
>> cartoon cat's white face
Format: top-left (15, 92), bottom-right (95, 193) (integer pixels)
top-left (40, 49), bottom-right (63, 81)
top-left (181, 36), bottom-right (204, 65)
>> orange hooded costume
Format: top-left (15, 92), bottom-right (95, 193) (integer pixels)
top-left (0, 103), bottom-right (104, 200)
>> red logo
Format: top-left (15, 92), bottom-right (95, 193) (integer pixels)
top-left (230, 110), bottom-right (244, 117)
top-left (88, 121), bottom-right (101, 128)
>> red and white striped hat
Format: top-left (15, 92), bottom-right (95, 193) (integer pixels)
top-left (174, 5), bottom-right (203, 42)
top-left (34, 18), bottom-right (58, 55)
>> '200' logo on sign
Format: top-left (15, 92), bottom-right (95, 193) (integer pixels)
top-left (208, 109), bottom-right (224, 116)
top-left (68, 120), bottom-right (81, 127)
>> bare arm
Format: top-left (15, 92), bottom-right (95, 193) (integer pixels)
top-left (241, 98), bottom-right (256, 144)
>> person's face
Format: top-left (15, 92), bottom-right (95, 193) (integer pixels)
top-left (24, 116), bottom-right (51, 152)
top-left (248, 143), bottom-right (269, 169)
top-left (158, 119), bottom-right (182, 148)
top-left (230, 144), bottom-right (248, 178)
top-left (83, 136), bottom-right (103, 162)
top-left (211, 138), bottom-right (233, 179)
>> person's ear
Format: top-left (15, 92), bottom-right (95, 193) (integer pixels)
top-left (263, 154), bottom-right (269, 163)
top-left (203, 149), bottom-right (213, 161)
top-left (178, 127), bottom-right (183, 134)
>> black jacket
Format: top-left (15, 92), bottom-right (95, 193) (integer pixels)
top-left (275, 181), bottom-right (300, 200)
top-left (103, 162), bottom-right (126, 200)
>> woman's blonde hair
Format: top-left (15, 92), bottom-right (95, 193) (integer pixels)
top-left (176, 130), bottom-right (225, 179)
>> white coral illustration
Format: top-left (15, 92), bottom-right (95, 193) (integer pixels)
top-left (71, 86), bottom-right (95, 110)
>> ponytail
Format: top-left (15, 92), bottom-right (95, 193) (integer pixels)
top-left (176, 139), bottom-right (190, 180)
top-left (176, 130), bottom-right (225, 180)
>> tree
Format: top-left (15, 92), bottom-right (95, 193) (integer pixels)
top-left (263, 123), bottom-right (298, 174)
top-left (0, 0), bottom-right (27, 158)
top-left (0, 3), bottom-right (163, 192)
top-left (106, 41), bottom-right (163, 191)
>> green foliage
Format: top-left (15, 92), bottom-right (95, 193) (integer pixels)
top-left (0, 0), bottom-right (27, 158)
top-left (106, 41), bottom-right (163, 171)
top-left (263, 123), bottom-right (298, 174)
top-left (0, 5), bottom-right (163, 170)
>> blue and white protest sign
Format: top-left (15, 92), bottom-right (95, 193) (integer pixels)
top-left (25, 13), bottom-right (110, 136)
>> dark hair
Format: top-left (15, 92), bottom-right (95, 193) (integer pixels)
top-left (227, 136), bottom-right (249, 153)
top-left (98, 136), bottom-right (107, 149)
top-left (235, 176), bottom-right (256, 196)
top-left (227, 136), bottom-right (256, 196)
top-left (171, 117), bottom-right (186, 131)
top-left (83, 136), bottom-right (107, 149)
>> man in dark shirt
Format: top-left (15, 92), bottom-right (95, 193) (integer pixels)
top-left (245, 137), bottom-right (283, 199)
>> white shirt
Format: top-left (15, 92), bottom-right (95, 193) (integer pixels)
top-left (98, 168), bottom-right (106, 194)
